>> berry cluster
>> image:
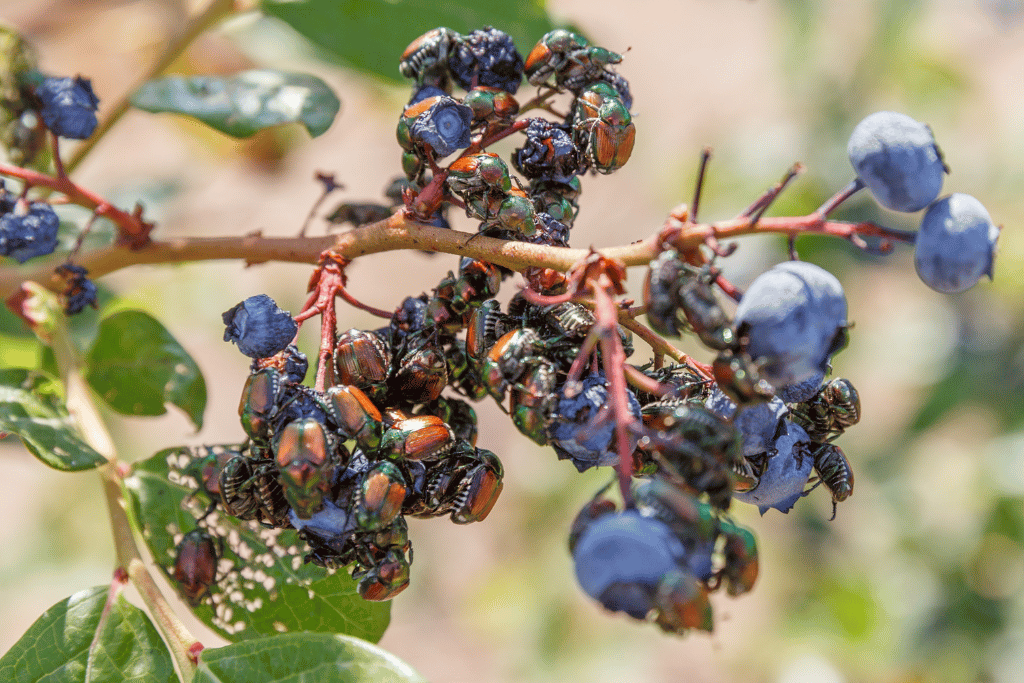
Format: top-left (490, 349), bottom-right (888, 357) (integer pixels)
top-left (184, 26), bottom-right (1000, 637)
top-left (847, 111), bottom-right (999, 293)
top-left (0, 73), bottom-right (103, 311)
top-left (394, 27), bottom-right (632, 290)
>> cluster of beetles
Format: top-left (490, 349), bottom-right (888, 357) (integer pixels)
top-left (170, 25), bottom-right (862, 635)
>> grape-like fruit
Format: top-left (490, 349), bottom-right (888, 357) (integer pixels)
top-left (35, 76), bottom-right (100, 140)
top-left (572, 510), bottom-right (682, 619)
top-left (914, 193), bottom-right (999, 294)
top-left (734, 261), bottom-right (848, 389)
top-left (222, 294), bottom-right (298, 359)
top-left (847, 111), bottom-right (945, 212)
top-left (0, 202), bottom-right (60, 263)
top-left (733, 420), bottom-right (813, 514)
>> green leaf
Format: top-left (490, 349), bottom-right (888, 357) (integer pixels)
top-left (0, 368), bottom-right (106, 470)
top-left (260, 0), bottom-right (556, 83)
top-left (85, 310), bottom-right (206, 429)
top-left (124, 446), bottom-right (391, 642)
top-left (130, 69), bottom-right (341, 138)
top-left (0, 585), bottom-right (176, 683)
top-left (196, 632), bottom-right (426, 683)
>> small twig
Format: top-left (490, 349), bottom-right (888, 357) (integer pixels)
top-left (298, 172), bottom-right (343, 238)
top-left (816, 177), bottom-right (865, 217)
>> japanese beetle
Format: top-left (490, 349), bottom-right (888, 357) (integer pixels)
top-left (325, 385), bottom-right (383, 451)
top-left (447, 152), bottom-right (512, 200)
top-left (334, 329), bottom-right (391, 402)
top-left (509, 359), bottom-right (558, 445)
top-left (380, 410), bottom-right (456, 461)
top-left (357, 546), bottom-right (412, 601)
top-left (238, 367), bottom-right (287, 443)
top-left (354, 461), bottom-right (407, 530)
top-left (719, 525), bottom-right (759, 596)
top-left (524, 29), bottom-right (620, 89)
top-left (462, 86), bottom-right (520, 128)
top-left (274, 418), bottom-right (341, 520)
top-left (399, 27), bottom-right (461, 87)
top-left (454, 257), bottom-right (502, 311)
top-left (573, 82), bottom-right (635, 174)
top-left (422, 442), bottom-right (504, 523)
top-left (811, 443), bottom-right (854, 520)
top-left (466, 299), bottom-right (513, 362)
top-left (790, 377), bottom-right (861, 443)
top-left (481, 327), bottom-right (545, 401)
top-left (218, 454), bottom-right (259, 520)
top-left (390, 337), bottom-right (449, 404)
top-left (653, 570), bottom-right (714, 634)
top-left (172, 528), bottom-right (219, 606)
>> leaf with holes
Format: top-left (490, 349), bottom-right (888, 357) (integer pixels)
top-left (123, 445), bottom-right (391, 642)
top-left (0, 368), bottom-right (106, 471)
top-left (196, 632), bottom-right (426, 682)
top-left (0, 585), bottom-right (176, 683)
top-left (85, 310), bottom-right (206, 429)
top-left (131, 70), bottom-right (341, 138)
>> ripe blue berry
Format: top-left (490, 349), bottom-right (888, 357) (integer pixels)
top-left (222, 294), bottom-right (298, 359)
top-left (733, 421), bottom-right (813, 514)
top-left (35, 76), bottom-right (100, 140)
top-left (778, 371), bottom-right (825, 403)
top-left (735, 261), bottom-right (848, 389)
top-left (914, 193), bottom-right (999, 294)
top-left (408, 96), bottom-right (473, 157)
top-left (572, 510), bottom-right (682, 619)
top-left (706, 389), bottom-right (789, 457)
top-left (847, 111), bottom-right (945, 212)
top-left (0, 202), bottom-right (60, 263)
top-left (448, 27), bottom-right (525, 94)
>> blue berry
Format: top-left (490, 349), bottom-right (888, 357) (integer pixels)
top-left (778, 371), bottom-right (825, 403)
top-left (35, 76), bottom-right (100, 140)
top-left (706, 389), bottom-right (789, 457)
top-left (0, 202), bottom-right (60, 263)
top-left (735, 261), bottom-right (848, 389)
top-left (572, 510), bottom-right (682, 619)
top-left (914, 193), bottom-right (999, 294)
top-left (733, 421), bottom-right (813, 514)
top-left (448, 27), bottom-right (524, 94)
top-left (548, 372), bottom-right (641, 472)
top-left (847, 111), bottom-right (945, 212)
top-left (222, 294), bottom-right (298, 359)
top-left (408, 96), bottom-right (473, 157)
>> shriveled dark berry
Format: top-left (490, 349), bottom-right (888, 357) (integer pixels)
top-left (222, 294), bottom-right (298, 359)
top-left (35, 76), bottom-right (100, 140)
top-left (512, 118), bottom-right (580, 182)
top-left (448, 27), bottom-right (525, 94)
top-left (0, 202), bottom-right (60, 263)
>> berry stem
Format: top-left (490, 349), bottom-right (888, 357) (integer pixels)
top-left (0, 161), bottom-right (151, 245)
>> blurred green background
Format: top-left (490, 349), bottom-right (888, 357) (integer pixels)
top-left (0, 0), bottom-right (1022, 681)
